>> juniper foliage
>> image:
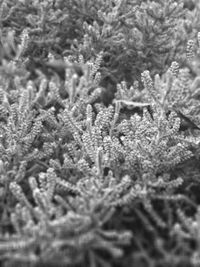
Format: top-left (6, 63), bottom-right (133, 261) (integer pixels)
top-left (0, 1), bottom-right (200, 267)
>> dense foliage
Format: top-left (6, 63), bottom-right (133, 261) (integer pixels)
top-left (1, 0), bottom-right (200, 266)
